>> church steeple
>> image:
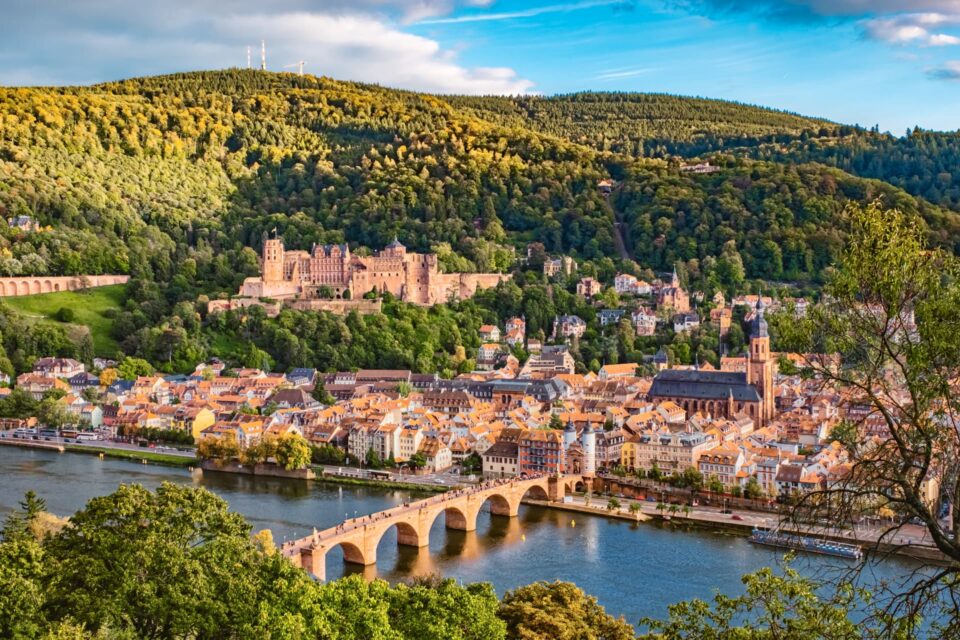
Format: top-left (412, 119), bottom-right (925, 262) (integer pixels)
top-left (751, 294), bottom-right (769, 339)
top-left (747, 291), bottom-right (774, 426)
top-left (671, 264), bottom-right (680, 288)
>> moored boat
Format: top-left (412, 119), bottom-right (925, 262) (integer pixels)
top-left (749, 527), bottom-right (862, 560)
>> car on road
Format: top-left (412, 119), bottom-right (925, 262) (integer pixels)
top-left (731, 514), bottom-right (744, 521)
top-left (720, 508), bottom-right (733, 514)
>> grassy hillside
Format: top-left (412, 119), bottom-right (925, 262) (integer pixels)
top-left (2, 285), bottom-right (125, 356)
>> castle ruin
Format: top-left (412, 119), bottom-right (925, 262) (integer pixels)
top-left (232, 237), bottom-right (509, 308)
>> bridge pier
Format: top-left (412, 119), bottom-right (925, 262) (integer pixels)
top-left (488, 498), bottom-right (520, 518)
top-left (443, 506), bottom-right (478, 532)
top-left (396, 522), bottom-right (428, 548)
top-left (300, 545), bottom-right (326, 582)
top-left (548, 476), bottom-right (566, 501)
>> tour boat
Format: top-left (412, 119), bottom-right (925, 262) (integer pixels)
top-left (749, 527), bottom-right (863, 560)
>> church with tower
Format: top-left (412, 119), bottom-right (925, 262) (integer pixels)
top-left (648, 298), bottom-right (776, 427)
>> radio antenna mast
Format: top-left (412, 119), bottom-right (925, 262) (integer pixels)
top-left (260, 40), bottom-right (267, 71)
top-left (284, 61), bottom-right (306, 76)
top-left (246, 46), bottom-right (251, 69)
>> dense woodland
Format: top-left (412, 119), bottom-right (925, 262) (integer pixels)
top-left (0, 70), bottom-right (958, 375)
top-left (447, 92), bottom-right (840, 157)
top-left (454, 94), bottom-right (960, 213)
top-left (746, 129), bottom-right (960, 212)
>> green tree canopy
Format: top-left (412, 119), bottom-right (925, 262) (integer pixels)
top-left (499, 581), bottom-right (635, 640)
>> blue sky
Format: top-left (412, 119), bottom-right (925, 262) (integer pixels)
top-left (1, 0), bottom-right (959, 133)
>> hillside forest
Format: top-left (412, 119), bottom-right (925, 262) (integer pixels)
top-left (0, 70), bottom-right (958, 377)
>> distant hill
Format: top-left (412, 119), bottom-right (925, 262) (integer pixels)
top-left (449, 93), bottom-right (960, 213)
top-left (744, 129), bottom-right (960, 212)
top-left (0, 69), bottom-right (956, 292)
top-left (447, 92), bottom-right (840, 156)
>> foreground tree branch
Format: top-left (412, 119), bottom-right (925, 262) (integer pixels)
top-left (777, 201), bottom-right (960, 635)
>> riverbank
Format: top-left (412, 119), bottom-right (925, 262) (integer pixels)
top-left (63, 444), bottom-right (196, 467)
top-left (0, 435), bottom-right (196, 467)
top-left (0, 437), bottom-right (63, 452)
top-left (198, 461), bottom-right (450, 492)
top-left (530, 495), bottom-right (951, 565)
top-left (201, 460), bottom-right (315, 479)
top-left (523, 498), bottom-right (651, 524)
top-left (313, 470), bottom-right (450, 493)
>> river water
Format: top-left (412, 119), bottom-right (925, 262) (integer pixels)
top-left (0, 447), bottom-right (928, 628)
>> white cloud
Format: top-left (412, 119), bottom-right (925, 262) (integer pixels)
top-left (929, 33), bottom-right (960, 44)
top-left (593, 67), bottom-right (655, 80)
top-left (862, 13), bottom-right (960, 46)
top-left (928, 59), bottom-right (960, 78)
top-left (0, 1), bottom-right (535, 94)
top-left (219, 12), bottom-right (535, 94)
top-left (417, 0), bottom-right (628, 25)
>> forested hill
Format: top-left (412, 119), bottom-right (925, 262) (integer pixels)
top-left (745, 129), bottom-right (960, 212)
top-left (0, 68), bottom-right (957, 289)
top-left (447, 92), bottom-right (840, 157)
top-left (0, 69), bottom-right (959, 374)
top-left (449, 94), bottom-right (960, 213)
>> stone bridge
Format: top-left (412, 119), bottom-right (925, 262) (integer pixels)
top-left (282, 474), bottom-right (581, 581)
top-left (0, 274), bottom-right (129, 297)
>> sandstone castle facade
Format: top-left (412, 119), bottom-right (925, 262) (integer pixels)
top-left (239, 236), bottom-right (509, 306)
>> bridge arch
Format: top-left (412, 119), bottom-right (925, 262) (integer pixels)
top-left (334, 540), bottom-right (366, 565)
top-left (381, 520), bottom-right (423, 549)
top-left (428, 504), bottom-right (474, 532)
top-left (478, 492), bottom-right (518, 518)
top-left (521, 484), bottom-right (550, 502)
top-left (287, 476), bottom-right (581, 582)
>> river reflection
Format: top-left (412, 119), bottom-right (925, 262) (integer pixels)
top-left (0, 447), bottom-right (930, 627)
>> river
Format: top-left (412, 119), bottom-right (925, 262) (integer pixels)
top-left (0, 447), bottom-right (928, 628)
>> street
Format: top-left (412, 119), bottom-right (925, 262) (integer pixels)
top-left (0, 430), bottom-right (196, 458)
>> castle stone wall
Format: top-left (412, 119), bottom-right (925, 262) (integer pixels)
top-left (0, 274), bottom-right (129, 297)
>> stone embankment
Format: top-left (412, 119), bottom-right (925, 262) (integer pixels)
top-left (200, 459), bottom-right (316, 479)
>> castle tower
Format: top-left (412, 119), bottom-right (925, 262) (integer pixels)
top-left (262, 237), bottom-right (285, 283)
top-left (383, 236), bottom-right (406, 258)
top-left (581, 423), bottom-right (597, 477)
top-left (747, 296), bottom-right (775, 423)
top-left (563, 416), bottom-right (577, 451)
